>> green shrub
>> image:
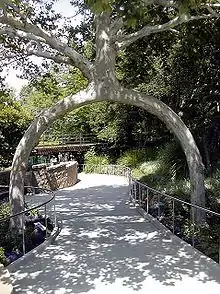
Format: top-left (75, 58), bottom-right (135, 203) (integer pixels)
top-left (205, 170), bottom-right (220, 210)
top-left (117, 148), bottom-right (156, 168)
top-left (132, 168), bottom-right (145, 180)
top-left (85, 148), bottom-right (110, 166)
top-left (157, 141), bottom-right (188, 180)
top-left (139, 160), bottom-right (160, 175)
top-left (0, 247), bottom-right (6, 265)
top-left (0, 202), bottom-right (11, 251)
top-left (84, 148), bottom-right (110, 173)
top-left (0, 201), bottom-right (10, 219)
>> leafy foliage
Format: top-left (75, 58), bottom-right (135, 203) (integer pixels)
top-left (157, 141), bottom-right (188, 180)
top-left (117, 148), bottom-right (156, 168)
top-left (0, 90), bottom-right (31, 168)
top-left (84, 147), bottom-right (110, 166)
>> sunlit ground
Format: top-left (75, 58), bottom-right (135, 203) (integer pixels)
top-left (11, 174), bottom-right (220, 293)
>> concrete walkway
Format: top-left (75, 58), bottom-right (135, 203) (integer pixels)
top-left (11, 173), bottom-right (220, 293)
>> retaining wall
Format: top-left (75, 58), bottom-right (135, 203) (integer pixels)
top-left (0, 161), bottom-right (78, 190)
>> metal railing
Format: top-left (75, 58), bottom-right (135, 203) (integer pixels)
top-left (78, 164), bottom-right (131, 178)
top-left (79, 164), bottom-right (220, 263)
top-left (0, 186), bottom-right (56, 258)
top-left (38, 133), bottom-right (101, 147)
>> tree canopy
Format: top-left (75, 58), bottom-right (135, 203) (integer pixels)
top-left (1, 0), bottom-right (220, 220)
top-left (0, 90), bottom-right (31, 168)
top-left (0, 0), bottom-right (220, 83)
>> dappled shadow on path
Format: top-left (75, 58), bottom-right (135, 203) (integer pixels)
top-left (11, 174), bottom-right (220, 293)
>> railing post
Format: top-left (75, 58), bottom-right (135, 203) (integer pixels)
top-left (45, 205), bottom-right (48, 239)
top-left (128, 174), bottom-right (132, 199)
top-left (53, 193), bottom-right (56, 228)
top-left (146, 188), bottom-right (149, 214)
top-left (135, 183), bottom-right (137, 206)
top-left (192, 207), bottom-right (195, 247)
top-left (139, 183), bottom-right (141, 207)
top-left (172, 200), bottom-right (175, 234)
top-left (131, 183), bottom-right (135, 204)
top-left (133, 182), bottom-right (137, 207)
top-left (22, 212), bottom-right (25, 255)
top-left (158, 195), bottom-right (161, 219)
top-left (219, 234), bottom-right (220, 264)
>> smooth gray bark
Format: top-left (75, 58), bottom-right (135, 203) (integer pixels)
top-left (10, 83), bottom-right (206, 226)
top-left (9, 11), bottom-right (206, 226)
top-left (9, 84), bottom-right (98, 227)
top-left (116, 87), bottom-right (205, 210)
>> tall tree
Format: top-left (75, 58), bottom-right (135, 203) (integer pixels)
top-left (0, 0), bottom-right (219, 225)
top-left (0, 90), bottom-right (31, 168)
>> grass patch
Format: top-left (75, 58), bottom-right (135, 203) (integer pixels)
top-left (116, 148), bottom-right (156, 169)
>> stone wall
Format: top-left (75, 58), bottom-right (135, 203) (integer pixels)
top-left (0, 161), bottom-right (78, 190)
top-left (32, 161), bottom-right (78, 190)
top-left (32, 164), bottom-right (51, 190)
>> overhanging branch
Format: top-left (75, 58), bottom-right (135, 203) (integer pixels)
top-left (147, 0), bottom-right (178, 8)
top-left (116, 13), bottom-right (216, 48)
top-left (0, 15), bottom-right (94, 80)
top-left (26, 49), bottom-right (73, 66)
top-left (0, 25), bottom-right (72, 65)
top-left (0, 26), bottom-right (47, 44)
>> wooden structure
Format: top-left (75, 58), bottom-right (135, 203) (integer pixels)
top-left (33, 134), bottom-right (104, 155)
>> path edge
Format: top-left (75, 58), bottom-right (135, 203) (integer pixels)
top-left (6, 217), bottom-right (62, 273)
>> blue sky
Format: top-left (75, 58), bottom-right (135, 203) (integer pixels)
top-left (4, 0), bottom-right (81, 93)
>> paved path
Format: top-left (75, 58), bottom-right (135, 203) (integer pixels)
top-left (11, 174), bottom-right (220, 293)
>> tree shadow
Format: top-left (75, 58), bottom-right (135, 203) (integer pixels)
top-left (10, 174), bottom-right (220, 293)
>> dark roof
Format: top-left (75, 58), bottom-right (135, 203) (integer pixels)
top-left (33, 143), bottom-right (101, 155)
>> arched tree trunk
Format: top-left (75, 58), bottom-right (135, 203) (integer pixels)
top-left (10, 82), bottom-right (205, 227)
top-left (9, 11), bottom-right (206, 227)
top-left (115, 87), bottom-right (205, 219)
top-left (9, 84), bottom-right (98, 227)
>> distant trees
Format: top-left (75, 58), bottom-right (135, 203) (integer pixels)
top-left (0, 90), bottom-right (31, 168)
top-left (1, 0), bottom-right (220, 224)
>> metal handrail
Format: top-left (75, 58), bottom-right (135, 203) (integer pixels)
top-left (38, 133), bottom-right (101, 146)
top-left (80, 163), bottom-right (220, 263)
top-left (0, 188), bottom-right (55, 222)
top-left (0, 186), bottom-right (56, 258)
top-left (133, 180), bottom-right (220, 217)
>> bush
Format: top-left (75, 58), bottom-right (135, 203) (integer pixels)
top-left (84, 148), bottom-right (110, 173)
top-left (156, 141), bottom-right (188, 180)
top-left (0, 200), bottom-right (54, 266)
top-left (139, 160), bottom-right (160, 175)
top-left (84, 148), bottom-right (110, 166)
top-left (117, 148), bottom-right (156, 168)
top-left (0, 247), bottom-right (7, 265)
top-left (0, 201), bottom-right (23, 265)
top-left (0, 201), bottom-right (10, 219)
top-left (205, 169), bottom-right (220, 210)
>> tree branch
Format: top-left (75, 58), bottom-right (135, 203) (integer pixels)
top-left (26, 48), bottom-right (73, 66)
top-left (116, 14), bottom-right (215, 48)
top-left (0, 25), bottom-right (47, 44)
top-left (110, 17), bottom-right (124, 37)
top-left (147, 0), bottom-right (178, 8)
top-left (0, 15), bottom-right (94, 80)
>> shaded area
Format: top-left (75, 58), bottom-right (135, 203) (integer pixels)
top-left (0, 186), bottom-right (55, 266)
top-left (11, 174), bottom-right (220, 293)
